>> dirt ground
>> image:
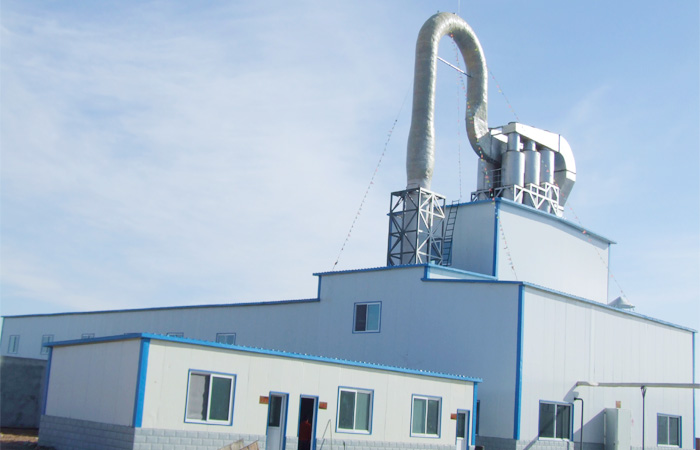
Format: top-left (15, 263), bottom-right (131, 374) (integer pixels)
top-left (0, 428), bottom-right (53, 449)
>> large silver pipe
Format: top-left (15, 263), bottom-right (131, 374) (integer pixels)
top-left (406, 12), bottom-right (494, 190)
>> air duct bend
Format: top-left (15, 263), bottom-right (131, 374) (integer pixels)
top-left (406, 12), bottom-right (493, 190)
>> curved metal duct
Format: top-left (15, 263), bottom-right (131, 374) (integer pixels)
top-left (406, 12), bottom-right (495, 190)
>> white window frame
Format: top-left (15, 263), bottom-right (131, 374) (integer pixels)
top-left (411, 395), bottom-right (442, 438)
top-left (8, 335), bottom-right (19, 354)
top-left (336, 387), bottom-right (373, 434)
top-left (40, 335), bottom-right (54, 355)
top-left (184, 370), bottom-right (236, 425)
top-left (166, 332), bottom-right (184, 338)
top-left (216, 333), bottom-right (236, 345)
top-left (81, 333), bottom-right (95, 339)
top-left (538, 401), bottom-right (572, 440)
top-left (353, 302), bottom-right (381, 333)
top-left (657, 414), bottom-right (681, 447)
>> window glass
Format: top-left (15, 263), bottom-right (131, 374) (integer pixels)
top-left (355, 392), bottom-right (371, 431)
top-left (210, 377), bottom-right (232, 421)
top-left (366, 304), bottom-right (380, 331)
top-left (268, 395), bottom-right (282, 427)
top-left (456, 412), bottom-right (467, 439)
top-left (339, 390), bottom-right (356, 429)
top-left (668, 417), bottom-right (679, 446)
top-left (40, 335), bottom-right (53, 355)
top-left (216, 333), bottom-right (236, 345)
top-left (539, 403), bottom-right (555, 438)
top-left (81, 333), bottom-right (95, 339)
top-left (354, 304), bottom-right (367, 332)
top-left (556, 404), bottom-right (570, 439)
top-left (412, 398), bottom-right (426, 434)
top-left (539, 402), bottom-right (571, 439)
top-left (186, 374), bottom-right (209, 421)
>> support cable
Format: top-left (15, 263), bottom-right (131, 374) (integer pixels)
top-left (331, 91), bottom-right (410, 271)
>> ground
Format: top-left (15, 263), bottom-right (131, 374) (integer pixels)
top-left (0, 428), bottom-right (53, 449)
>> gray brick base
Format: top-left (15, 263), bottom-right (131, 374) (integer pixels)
top-left (475, 435), bottom-right (604, 450)
top-left (39, 415), bottom-right (457, 450)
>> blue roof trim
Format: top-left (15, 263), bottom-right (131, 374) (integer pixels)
top-left (2, 298), bottom-right (320, 319)
top-left (314, 263), bottom-right (426, 277)
top-left (513, 285), bottom-right (524, 440)
top-left (447, 198), bottom-right (616, 245)
top-left (132, 338), bottom-right (150, 428)
top-left (47, 333), bottom-right (482, 383)
top-left (420, 278), bottom-right (696, 333)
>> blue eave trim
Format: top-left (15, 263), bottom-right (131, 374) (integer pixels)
top-left (2, 298), bottom-right (321, 319)
top-left (47, 333), bottom-right (482, 383)
top-left (133, 338), bottom-right (150, 427)
top-left (513, 285), bottom-right (524, 440)
top-left (41, 347), bottom-right (53, 415)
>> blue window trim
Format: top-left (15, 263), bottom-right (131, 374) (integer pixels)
top-left (183, 369), bottom-right (237, 426)
top-left (335, 386), bottom-right (374, 435)
top-left (266, 391), bottom-right (289, 450)
top-left (657, 413), bottom-right (682, 447)
top-left (352, 302), bottom-right (382, 334)
top-left (456, 409), bottom-right (470, 446)
top-left (538, 400), bottom-right (574, 440)
top-left (410, 394), bottom-right (442, 438)
top-left (133, 338), bottom-right (150, 427)
top-left (513, 285), bottom-right (524, 439)
top-left (298, 395), bottom-right (319, 450)
top-left (41, 346), bottom-right (53, 415)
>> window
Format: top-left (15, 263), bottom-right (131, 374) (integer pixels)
top-left (185, 371), bottom-right (235, 425)
top-left (216, 333), bottom-right (236, 345)
top-left (411, 395), bottom-right (441, 437)
top-left (538, 402), bottom-right (571, 439)
top-left (8, 335), bottom-right (19, 354)
top-left (657, 414), bottom-right (681, 446)
top-left (353, 302), bottom-right (381, 333)
top-left (40, 335), bottom-right (54, 355)
top-left (337, 388), bottom-right (372, 433)
top-left (81, 333), bottom-right (95, 339)
top-left (166, 332), bottom-right (184, 338)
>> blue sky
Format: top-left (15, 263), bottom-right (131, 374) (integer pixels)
top-left (1, 0), bottom-right (698, 407)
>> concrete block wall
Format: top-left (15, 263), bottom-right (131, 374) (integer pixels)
top-left (0, 356), bottom-right (47, 428)
top-left (39, 415), bottom-right (135, 449)
top-left (476, 436), bottom-right (605, 450)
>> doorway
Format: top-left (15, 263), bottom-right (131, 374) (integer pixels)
top-left (297, 396), bottom-right (317, 450)
top-left (456, 409), bottom-right (470, 450)
top-left (266, 393), bottom-right (288, 450)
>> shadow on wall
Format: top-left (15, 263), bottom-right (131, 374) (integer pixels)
top-left (0, 356), bottom-right (47, 428)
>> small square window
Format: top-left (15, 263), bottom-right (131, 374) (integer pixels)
top-left (166, 332), bottom-right (184, 338)
top-left (337, 388), bottom-right (373, 433)
top-left (81, 333), bottom-right (95, 339)
top-left (40, 335), bottom-right (54, 355)
top-left (353, 302), bottom-right (381, 333)
top-left (185, 371), bottom-right (235, 425)
top-left (216, 333), bottom-right (236, 345)
top-left (657, 414), bottom-right (681, 446)
top-left (411, 395), bottom-right (441, 437)
top-left (8, 335), bottom-right (19, 354)
top-left (538, 401), bottom-right (571, 439)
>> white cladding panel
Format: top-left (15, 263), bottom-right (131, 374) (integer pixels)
top-left (495, 202), bottom-right (610, 302)
top-left (45, 339), bottom-right (141, 426)
top-left (520, 289), bottom-right (694, 447)
top-left (450, 201), bottom-right (497, 276)
top-left (142, 339), bottom-right (474, 446)
top-left (314, 268), bottom-right (520, 439)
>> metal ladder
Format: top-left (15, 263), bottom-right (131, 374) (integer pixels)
top-left (441, 200), bottom-right (459, 266)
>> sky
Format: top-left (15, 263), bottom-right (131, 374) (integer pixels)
top-left (1, 0), bottom-right (698, 418)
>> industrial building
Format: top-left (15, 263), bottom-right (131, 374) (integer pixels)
top-left (0, 12), bottom-right (696, 450)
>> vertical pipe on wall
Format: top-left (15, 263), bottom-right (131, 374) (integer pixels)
top-left (523, 141), bottom-right (540, 207)
top-left (502, 133), bottom-right (524, 202)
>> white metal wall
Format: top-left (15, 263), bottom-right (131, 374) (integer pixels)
top-left (520, 288), bottom-right (694, 448)
top-left (142, 339), bottom-right (475, 446)
top-left (44, 339), bottom-right (141, 426)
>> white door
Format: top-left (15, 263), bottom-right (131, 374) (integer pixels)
top-left (267, 393), bottom-right (288, 450)
top-left (456, 410), bottom-right (470, 450)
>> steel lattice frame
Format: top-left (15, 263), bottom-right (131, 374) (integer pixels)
top-left (387, 188), bottom-right (446, 266)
